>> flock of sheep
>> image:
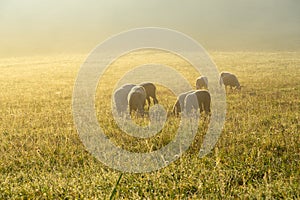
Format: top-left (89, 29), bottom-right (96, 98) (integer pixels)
top-left (113, 71), bottom-right (241, 117)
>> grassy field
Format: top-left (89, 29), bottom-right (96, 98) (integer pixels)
top-left (0, 51), bottom-right (299, 199)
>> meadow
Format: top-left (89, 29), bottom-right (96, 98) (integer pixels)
top-left (0, 51), bottom-right (299, 199)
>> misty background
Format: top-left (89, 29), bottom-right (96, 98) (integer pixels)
top-left (0, 0), bottom-right (299, 57)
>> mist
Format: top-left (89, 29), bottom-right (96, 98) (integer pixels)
top-left (0, 0), bottom-right (299, 57)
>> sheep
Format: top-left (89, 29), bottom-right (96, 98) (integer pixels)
top-left (196, 76), bottom-right (208, 89)
top-left (139, 82), bottom-right (158, 108)
top-left (195, 90), bottom-right (211, 114)
top-left (219, 72), bottom-right (241, 90)
top-left (172, 90), bottom-right (195, 115)
top-left (219, 71), bottom-right (231, 85)
top-left (184, 90), bottom-right (211, 115)
top-left (114, 84), bottom-right (136, 114)
top-left (127, 85), bottom-right (147, 117)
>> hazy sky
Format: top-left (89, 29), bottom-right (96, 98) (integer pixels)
top-left (1, 0), bottom-right (299, 57)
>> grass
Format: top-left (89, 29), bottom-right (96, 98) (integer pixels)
top-left (0, 51), bottom-right (299, 199)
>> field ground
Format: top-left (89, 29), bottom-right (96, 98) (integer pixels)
top-left (0, 51), bottom-right (299, 199)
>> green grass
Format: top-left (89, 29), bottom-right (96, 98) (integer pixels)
top-left (0, 51), bottom-right (299, 199)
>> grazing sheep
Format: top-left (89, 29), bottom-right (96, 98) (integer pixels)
top-left (140, 82), bottom-right (158, 108)
top-left (172, 90), bottom-right (195, 115)
top-left (219, 72), bottom-right (241, 90)
top-left (196, 76), bottom-right (208, 89)
top-left (127, 85), bottom-right (147, 117)
top-left (114, 84), bottom-right (136, 114)
top-left (195, 90), bottom-right (211, 114)
top-left (219, 71), bottom-right (231, 86)
top-left (184, 90), bottom-right (211, 115)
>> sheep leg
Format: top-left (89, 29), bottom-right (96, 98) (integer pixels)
top-left (138, 105), bottom-right (144, 117)
top-left (146, 97), bottom-right (151, 109)
top-left (199, 103), bottom-right (204, 113)
top-left (225, 86), bottom-right (229, 93)
top-left (153, 96), bottom-right (158, 104)
top-left (204, 103), bottom-right (211, 114)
